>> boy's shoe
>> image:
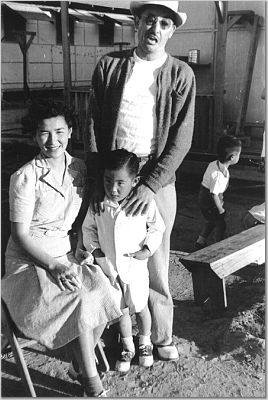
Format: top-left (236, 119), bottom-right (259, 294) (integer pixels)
top-left (157, 343), bottom-right (179, 361)
top-left (139, 344), bottom-right (154, 367)
top-left (115, 349), bottom-right (135, 374)
top-left (194, 242), bottom-right (206, 251)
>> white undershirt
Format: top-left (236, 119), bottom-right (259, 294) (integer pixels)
top-left (116, 51), bottom-right (167, 157)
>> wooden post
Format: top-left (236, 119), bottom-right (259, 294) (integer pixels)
top-left (213, 1), bottom-right (228, 151)
top-left (61, 1), bottom-right (71, 108)
top-left (235, 15), bottom-right (261, 136)
top-left (13, 31), bottom-right (35, 100)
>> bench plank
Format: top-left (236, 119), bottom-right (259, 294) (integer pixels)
top-left (181, 225), bottom-right (265, 279)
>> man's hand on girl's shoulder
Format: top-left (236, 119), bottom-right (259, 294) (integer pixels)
top-left (89, 185), bottom-right (105, 215)
top-left (122, 185), bottom-right (155, 217)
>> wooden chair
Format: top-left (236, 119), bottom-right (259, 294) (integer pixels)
top-left (1, 300), bottom-right (110, 397)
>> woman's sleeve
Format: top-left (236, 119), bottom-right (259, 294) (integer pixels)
top-left (9, 166), bottom-right (36, 225)
top-left (82, 208), bottom-right (100, 251)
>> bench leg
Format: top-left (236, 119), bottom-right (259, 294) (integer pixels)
top-left (191, 267), bottom-right (227, 312)
top-left (207, 272), bottom-right (227, 311)
top-left (191, 267), bottom-right (209, 305)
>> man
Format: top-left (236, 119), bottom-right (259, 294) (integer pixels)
top-left (86, 0), bottom-right (196, 361)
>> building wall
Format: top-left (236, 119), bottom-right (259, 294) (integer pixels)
top-left (1, 18), bottom-right (135, 90)
top-left (1, 1), bottom-right (265, 126)
top-left (165, 1), bottom-right (265, 124)
top-left (225, 1), bottom-right (265, 124)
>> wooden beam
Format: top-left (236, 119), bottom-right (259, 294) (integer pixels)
top-left (93, 13), bottom-right (123, 26)
top-left (213, 1), bottom-right (228, 151)
top-left (227, 15), bottom-right (242, 31)
top-left (24, 1), bottom-right (132, 15)
top-left (12, 31), bottom-right (36, 99)
top-left (214, 1), bottom-right (225, 23)
top-left (61, 1), bottom-right (72, 107)
top-left (235, 15), bottom-right (260, 136)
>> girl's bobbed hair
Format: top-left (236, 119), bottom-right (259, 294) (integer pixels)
top-left (102, 149), bottom-right (140, 177)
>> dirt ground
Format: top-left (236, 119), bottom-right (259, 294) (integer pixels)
top-left (1, 144), bottom-right (265, 398)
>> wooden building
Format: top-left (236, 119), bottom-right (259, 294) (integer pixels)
top-left (1, 1), bottom-right (265, 181)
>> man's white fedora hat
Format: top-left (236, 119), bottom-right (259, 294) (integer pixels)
top-left (130, 1), bottom-right (187, 28)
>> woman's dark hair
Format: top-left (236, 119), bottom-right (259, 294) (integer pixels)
top-left (22, 99), bottom-right (74, 135)
top-left (102, 149), bottom-right (140, 177)
top-left (217, 135), bottom-right (242, 163)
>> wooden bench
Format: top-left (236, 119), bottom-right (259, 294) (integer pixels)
top-left (180, 224), bottom-right (265, 312)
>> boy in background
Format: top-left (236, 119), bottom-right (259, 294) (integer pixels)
top-left (195, 135), bottom-right (242, 249)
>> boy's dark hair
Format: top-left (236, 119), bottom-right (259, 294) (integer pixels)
top-left (102, 149), bottom-right (140, 177)
top-left (22, 99), bottom-right (74, 135)
top-left (217, 135), bottom-right (242, 163)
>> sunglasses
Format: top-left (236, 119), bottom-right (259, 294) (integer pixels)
top-left (141, 15), bottom-right (174, 30)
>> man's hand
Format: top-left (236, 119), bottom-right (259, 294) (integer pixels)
top-left (122, 185), bottom-right (155, 216)
top-left (124, 245), bottom-right (151, 260)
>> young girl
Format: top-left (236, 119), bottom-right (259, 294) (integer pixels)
top-left (195, 135), bottom-right (242, 249)
top-left (1, 99), bottom-right (122, 397)
top-left (81, 149), bottom-right (165, 373)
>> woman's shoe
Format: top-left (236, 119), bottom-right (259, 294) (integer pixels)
top-left (68, 361), bottom-right (82, 383)
top-left (68, 361), bottom-right (105, 382)
top-left (84, 389), bottom-right (109, 397)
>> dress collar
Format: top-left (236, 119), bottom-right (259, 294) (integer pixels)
top-left (35, 151), bottom-right (76, 196)
top-left (35, 151), bottom-right (73, 170)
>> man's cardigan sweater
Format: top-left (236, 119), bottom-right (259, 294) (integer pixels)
top-left (87, 48), bottom-right (196, 194)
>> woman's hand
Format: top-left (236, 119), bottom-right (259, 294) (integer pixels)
top-left (49, 262), bottom-right (82, 291)
top-left (122, 185), bottom-right (155, 216)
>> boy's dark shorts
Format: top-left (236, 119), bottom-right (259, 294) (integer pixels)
top-left (201, 207), bottom-right (226, 222)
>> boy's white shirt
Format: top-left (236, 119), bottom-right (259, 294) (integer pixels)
top-left (201, 160), bottom-right (230, 195)
top-left (82, 196), bottom-right (165, 284)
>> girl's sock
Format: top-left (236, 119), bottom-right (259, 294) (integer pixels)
top-left (139, 334), bottom-right (152, 347)
top-left (82, 375), bottom-right (104, 397)
top-left (121, 336), bottom-right (135, 353)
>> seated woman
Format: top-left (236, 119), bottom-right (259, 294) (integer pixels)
top-left (1, 99), bottom-right (122, 397)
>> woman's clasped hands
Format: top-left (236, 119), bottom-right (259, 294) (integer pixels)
top-left (50, 262), bottom-right (82, 291)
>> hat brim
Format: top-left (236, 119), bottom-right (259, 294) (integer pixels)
top-left (130, 1), bottom-right (187, 28)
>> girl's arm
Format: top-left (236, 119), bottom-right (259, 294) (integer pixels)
top-left (125, 200), bottom-right (165, 260)
top-left (11, 222), bottom-right (81, 291)
top-left (212, 194), bottom-right (225, 214)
